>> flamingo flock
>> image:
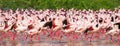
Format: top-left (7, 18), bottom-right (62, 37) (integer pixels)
top-left (0, 8), bottom-right (120, 42)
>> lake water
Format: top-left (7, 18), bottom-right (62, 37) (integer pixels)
top-left (0, 31), bottom-right (120, 46)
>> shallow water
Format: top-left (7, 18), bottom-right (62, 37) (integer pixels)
top-left (0, 36), bottom-right (120, 46)
top-left (0, 31), bottom-right (120, 46)
top-left (0, 38), bottom-right (120, 46)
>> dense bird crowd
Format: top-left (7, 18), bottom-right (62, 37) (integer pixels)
top-left (0, 8), bottom-right (120, 37)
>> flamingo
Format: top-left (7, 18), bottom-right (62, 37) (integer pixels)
top-left (0, 17), bottom-right (6, 31)
top-left (4, 19), bottom-right (14, 32)
top-left (75, 18), bottom-right (88, 33)
top-left (0, 21), bottom-right (5, 31)
top-left (26, 16), bottom-right (41, 35)
top-left (53, 17), bottom-right (63, 31)
top-left (106, 22), bottom-right (120, 35)
top-left (62, 18), bottom-right (76, 33)
top-left (15, 21), bottom-right (28, 33)
top-left (89, 19), bottom-right (101, 33)
top-left (15, 15), bottom-right (29, 33)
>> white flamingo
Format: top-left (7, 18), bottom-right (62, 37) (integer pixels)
top-left (75, 18), bottom-right (87, 33)
top-left (4, 19), bottom-right (14, 32)
top-left (0, 17), bottom-right (6, 31)
top-left (26, 17), bottom-right (41, 35)
top-left (106, 23), bottom-right (119, 35)
top-left (15, 15), bottom-right (29, 33)
top-left (63, 19), bottom-right (75, 33)
top-left (53, 17), bottom-right (63, 31)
